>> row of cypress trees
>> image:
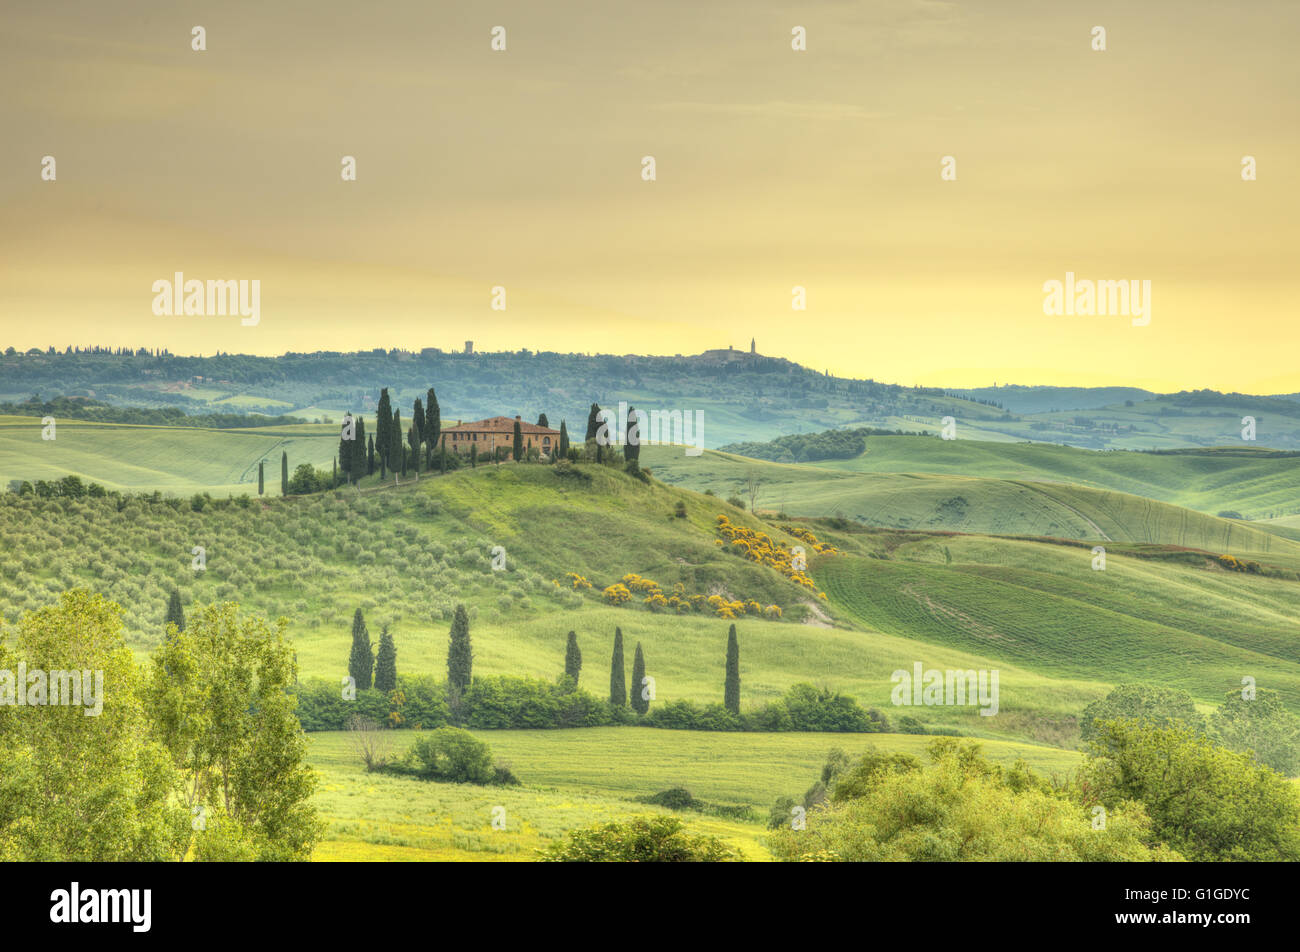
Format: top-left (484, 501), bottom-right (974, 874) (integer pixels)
top-left (347, 608), bottom-right (398, 692)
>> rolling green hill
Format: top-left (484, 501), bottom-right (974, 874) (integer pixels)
top-left (644, 446), bottom-right (1300, 555)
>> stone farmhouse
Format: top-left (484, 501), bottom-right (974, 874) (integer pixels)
top-left (441, 415), bottom-right (561, 458)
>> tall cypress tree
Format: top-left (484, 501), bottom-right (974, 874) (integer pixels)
top-left (348, 608), bottom-right (373, 690)
top-left (537, 413), bottom-right (549, 428)
top-left (164, 590), bottom-right (185, 634)
top-left (625, 405), bottom-right (640, 462)
top-left (407, 424), bottom-right (419, 476)
top-left (609, 627), bottom-right (626, 706)
top-left (366, 432), bottom-right (375, 475)
top-left (391, 409), bottom-right (404, 479)
top-left (413, 397), bottom-right (425, 464)
top-left (374, 624), bottom-right (397, 693)
top-left (447, 604), bottom-right (473, 695)
top-left (558, 420), bottom-right (569, 459)
top-left (339, 415), bottom-right (354, 482)
top-left (512, 419), bottom-right (524, 461)
top-left (724, 623), bottom-right (740, 714)
top-left (376, 388), bottom-right (393, 469)
top-left (425, 387), bottom-right (441, 469)
top-left (281, 451), bottom-right (288, 495)
top-left (630, 642), bottom-right (649, 715)
top-left (354, 417), bottom-right (367, 482)
top-left (564, 630), bottom-right (582, 684)
top-left (585, 403), bottom-right (602, 441)
top-left (257, 460), bottom-right (264, 495)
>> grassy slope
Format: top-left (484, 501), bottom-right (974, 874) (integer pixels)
top-left (644, 446), bottom-right (1300, 554)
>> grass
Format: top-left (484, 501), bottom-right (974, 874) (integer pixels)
top-left (305, 727), bottom-right (1084, 861)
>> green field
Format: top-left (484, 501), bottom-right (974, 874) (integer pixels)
top-left (306, 727), bottom-right (1083, 861)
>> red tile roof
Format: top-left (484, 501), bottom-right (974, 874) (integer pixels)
top-left (442, 416), bottom-right (559, 436)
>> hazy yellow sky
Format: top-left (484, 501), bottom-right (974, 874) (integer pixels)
top-left (2, 1), bottom-right (1296, 392)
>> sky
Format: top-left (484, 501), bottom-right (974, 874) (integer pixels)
top-left (1, 0), bottom-right (1297, 392)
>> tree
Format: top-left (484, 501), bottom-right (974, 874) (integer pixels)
top-left (541, 816), bottom-right (739, 862)
top-left (558, 419), bottom-right (570, 459)
top-left (447, 604), bottom-right (473, 696)
top-left (338, 417), bottom-right (353, 482)
top-left (165, 590), bottom-right (186, 635)
top-left (630, 642), bottom-right (649, 715)
top-left (374, 624), bottom-right (397, 693)
top-left (353, 417), bottom-right (366, 483)
top-left (1211, 689), bottom-right (1300, 777)
top-left (257, 461), bottom-right (264, 495)
top-left (609, 627), bottom-right (626, 706)
top-left (413, 397), bottom-right (426, 467)
top-left (564, 630), bottom-right (582, 685)
top-left (724, 623), bottom-right (740, 714)
top-left (390, 409), bottom-right (404, 480)
top-left (625, 406), bottom-right (641, 462)
top-left (348, 608), bottom-right (373, 691)
top-left (537, 413), bottom-right (549, 428)
top-left (469, 443), bottom-right (477, 468)
top-left (745, 470), bottom-right (762, 513)
top-left (1080, 684), bottom-right (1203, 741)
top-left (512, 419), bottom-right (524, 461)
top-left (345, 714), bottom-right (392, 772)
top-left (366, 432), bottom-right (375, 475)
top-left (146, 602), bottom-right (324, 861)
top-left (425, 387), bottom-right (441, 469)
top-left (1085, 720), bottom-right (1300, 861)
top-left (407, 424), bottom-right (419, 477)
top-left (376, 388), bottom-right (393, 470)
top-left (280, 451), bottom-right (288, 496)
top-left (0, 591), bottom-right (184, 861)
top-left (585, 403), bottom-right (601, 441)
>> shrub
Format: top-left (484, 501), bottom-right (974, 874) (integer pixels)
top-left (540, 816), bottom-right (740, 862)
top-left (399, 727), bottom-right (498, 784)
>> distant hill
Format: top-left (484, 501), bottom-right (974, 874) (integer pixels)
top-left (4, 349), bottom-right (1300, 449)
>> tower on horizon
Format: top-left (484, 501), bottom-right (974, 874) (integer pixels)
top-left (464, 341), bottom-right (474, 354)
top-left (750, 338), bottom-right (755, 354)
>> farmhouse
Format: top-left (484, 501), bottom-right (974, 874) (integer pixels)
top-left (441, 415), bottom-right (561, 458)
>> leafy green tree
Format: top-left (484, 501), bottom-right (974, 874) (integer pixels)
top-left (348, 608), bottom-right (373, 691)
top-left (512, 419), bottom-right (524, 461)
top-left (374, 624), bottom-right (397, 693)
top-left (165, 589), bottom-right (186, 635)
top-left (1210, 688), bottom-right (1300, 777)
top-left (0, 590), bottom-right (186, 861)
top-left (724, 623), bottom-right (740, 714)
top-left (425, 387), bottom-right (440, 469)
top-left (770, 739), bottom-right (1177, 862)
top-left (630, 642), bottom-right (649, 715)
top-left (280, 451), bottom-right (288, 495)
top-left (146, 602), bottom-right (324, 861)
top-left (564, 631), bottom-right (582, 685)
top-left (609, 627), bottom-right (626, 706)
top-left (403, 727), bottom-right (494, 783)
top-left (447, 604), bottom-right (473, 695)
top-left (1085, 719), bottom-right (1300, 861)
top-left (1080, 684), bottom-right (1203, 740)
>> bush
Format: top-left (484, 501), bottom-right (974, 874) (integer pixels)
top-left (540, 816), bottom-right (740, 862)
top-left (399, 727), bottom-right (498, 784)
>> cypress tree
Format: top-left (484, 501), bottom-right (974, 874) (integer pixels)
top-left (164, 589), bottom-right (185, 634)
top-left (257, 460), bottom-right (264, 495)
top-left (425, 387), bottom-right (441, 469)
top-left (585, 403), bottom-right (601, 441)
top-left (348, 608), bottom-right (373, 690)
top-left (558, 420), bottom-right (569, 459)
top-left (413, 397), bottom-right (425, 466)
top-left (724, 623), bottom-right (740, 714)
top-left (537, 413), bottom-right (549, 428)
top-left (625, 405), bottom-right (640, 462)
top-left (354, 417), bottom-right (367, 482)
top-left (390, 410), bottom-right (404, 480)
top-left (512, 419), bottom-right (523, 461)
top-left (609, 627), bottom-right (626, 706)
top-left (564, 630), bottom-right (582, 684)
top-left (374, 624), bottom-right (397, 693)
top-left (407, 424), bottom-right (419, 476)
top-left (376, 388), bottom-right (393, 469)
top-left (281, 451), bottom-right (288, 495)
top-left (470, 443), bottom-right (477, 468)
top-left (630, 642), bottom-right (649, 715)
top-left (332, 457), bottom-right (337, 488)
top-left (366, 432), bottom-right (375, 475)
top-left (339, 418), bottom-right (352, 482)
top-left (447, 604), bottom-right (473, 694)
